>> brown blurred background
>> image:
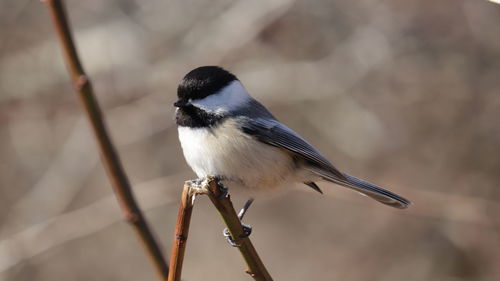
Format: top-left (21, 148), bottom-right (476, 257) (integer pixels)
top-left (1, 0), bottom-right (500, 280)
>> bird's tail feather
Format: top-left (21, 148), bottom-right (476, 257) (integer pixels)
top-left (339, 174), bottom-right (410, 209)
top-left (309, 168), bottom-right (411, 209)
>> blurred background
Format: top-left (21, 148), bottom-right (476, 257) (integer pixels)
top-left (1, 0), bottom-right (500, 280)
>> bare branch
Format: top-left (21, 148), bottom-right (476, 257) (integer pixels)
top-left (166, 177), bottom-right (273, 280)
top-left (205, 177), bottom-right (273, 281)
top-left (168, 182), bottom-right (196, 281)
top-left (42, 0), bottom-right (169, 279)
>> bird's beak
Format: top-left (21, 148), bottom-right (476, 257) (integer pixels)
top-left (174, 100), bottom-right (191, 108)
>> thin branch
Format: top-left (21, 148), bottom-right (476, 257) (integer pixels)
top-left (42, 0), bottom-right (169, 279)
top-left (168, 182), bottom-right (195, 281)
top-left (205, 177), bottom-right (273, 281)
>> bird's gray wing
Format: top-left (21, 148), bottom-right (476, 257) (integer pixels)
top-left (239, 117), bottom-right (411, 209)
top-left (239, 118), bottom-right (347, 181)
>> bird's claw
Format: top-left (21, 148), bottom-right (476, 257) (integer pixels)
top-left (215, 180), bottom-right (228, 200)
top-left (223, 223), bottom-right (252, 247)
top-left (186, 175), bottom-right (227, 198)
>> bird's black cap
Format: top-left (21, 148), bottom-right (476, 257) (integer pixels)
top-left (177, 66), bottom-right (238, 101)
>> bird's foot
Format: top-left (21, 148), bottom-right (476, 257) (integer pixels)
top-left (222, 198), bottom-right (254, 247)
top-left (186, 175), bottom-right (227, 198)
top-left (215, 180), bottom-right (228, 200)
top-left (223, 223), bottom-right (252, 247)
top-left (185, 178), bottom-right (208, 195)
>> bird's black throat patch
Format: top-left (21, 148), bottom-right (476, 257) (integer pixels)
top-left (175, 105), bottom-right (226, 128)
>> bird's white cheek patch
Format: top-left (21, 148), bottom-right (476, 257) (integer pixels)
top-left (190, 81), bottom-right (250, 113)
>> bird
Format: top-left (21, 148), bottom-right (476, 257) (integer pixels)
top-left (174, 66), bottom-right (410, 211)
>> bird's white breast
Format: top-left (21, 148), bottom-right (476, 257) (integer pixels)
top-left (178, 119), bottom-right (297, 191)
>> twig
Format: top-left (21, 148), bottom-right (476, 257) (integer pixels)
top-left (205, 177), bottom-right (273, 281)
top-left (166, 177), bottom-right (273, 280)
top-left (168, 182), bottom-right (196, 281)
top-left (42, 0), bottom-right (169, 279)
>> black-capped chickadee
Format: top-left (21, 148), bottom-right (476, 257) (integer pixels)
top-left (175, 66), bottom-right (410, 209)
